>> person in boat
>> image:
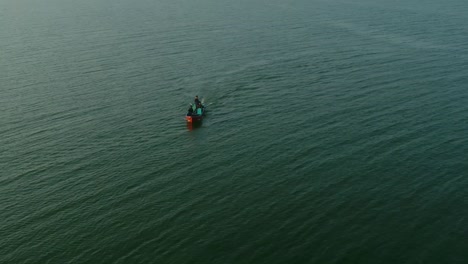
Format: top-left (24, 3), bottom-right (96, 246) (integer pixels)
top-left (194, 96), bottom-right (201, 106)
top-left (187, 105), bottom-right (194, 116)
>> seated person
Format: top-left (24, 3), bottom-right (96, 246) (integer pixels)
top-left (187, 106), bottom-right (194, 116)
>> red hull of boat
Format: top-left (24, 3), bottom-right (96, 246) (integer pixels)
top-left (185, 115), bottom-right (203, 123)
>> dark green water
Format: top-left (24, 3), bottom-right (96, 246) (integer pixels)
top-left (1, 0), bottom-right (467, 263)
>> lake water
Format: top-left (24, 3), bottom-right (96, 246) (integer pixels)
top-left (1, 0), bottom-right (467, 263)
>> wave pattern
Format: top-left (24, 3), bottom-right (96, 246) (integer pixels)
top-left (1, 0), bottom-right (467, 263)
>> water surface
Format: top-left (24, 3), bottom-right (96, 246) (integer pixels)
top-left (1, 0), bottom-right (467, 263)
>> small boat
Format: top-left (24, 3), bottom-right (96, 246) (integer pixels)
top-left (185, 103), bottom-right (206, 123)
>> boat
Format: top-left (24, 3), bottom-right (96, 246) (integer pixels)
top-left (185, 103), bottom-right (206, 123)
